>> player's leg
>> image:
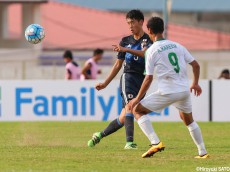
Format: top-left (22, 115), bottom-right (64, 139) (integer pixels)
top-left (101, 108), bottom-right (125, 138)
top-left (134, 103), bottom-right (161, 145)
top-left (173, 92), bottom-right (209, 158)
top-left (133, 92), bottom-right (168, 158)
top-left (87, 109), bottom-right (125, 147)
top-left (121, 73), bottom-right (139, 149)
top-left (180, 112), bottom-right (209, 158)
top-left (124, 104), bottom-right (137, 149)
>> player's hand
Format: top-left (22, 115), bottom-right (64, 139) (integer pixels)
top-left (190, 84), bottom-right (202, 96)
top-left (129, 97), bottom-right (140, 111)
top-left (112, 45), bottom-right (126, 52)
top-left (95, 83), bottom-right (106, 91)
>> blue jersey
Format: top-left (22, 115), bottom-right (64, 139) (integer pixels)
top-left (117, 33), bottom-right (152, 75)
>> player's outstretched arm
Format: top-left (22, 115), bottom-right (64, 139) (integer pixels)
top-left (112, 45), bottom-right (145, 58)
top-left (95, 59), bottom-right (124, 91)
top-left (189, 60), bottom-right (202, 96)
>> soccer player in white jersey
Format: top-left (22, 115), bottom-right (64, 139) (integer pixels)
top-left (129, 17), bottom-right (209, 159)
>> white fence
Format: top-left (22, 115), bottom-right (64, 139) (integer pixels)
top-left (212, 80), bottom-right (230, 121)
top-left (1, 79), bottom-right (227, 122)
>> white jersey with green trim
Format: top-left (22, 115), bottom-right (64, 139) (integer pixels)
top-left (145, 39), bottom-right (195, 95)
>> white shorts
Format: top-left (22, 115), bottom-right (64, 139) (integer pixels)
top-left (140, 91), bottom-right (192, 114)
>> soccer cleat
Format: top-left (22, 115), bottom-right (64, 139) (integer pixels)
top-left (142, 142), bottom-right (165, 158)
top-left (195, 154), bottom-right (210, 159)
top-left (87, 132), bottom-right (102, 147)
top-left (124, 142), bottom-right (138, 149)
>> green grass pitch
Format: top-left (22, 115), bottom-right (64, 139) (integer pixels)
top-left (0, 122), bottom-right (229, 172)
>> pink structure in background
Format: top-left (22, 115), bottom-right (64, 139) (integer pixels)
top-left (8, 1), bottom-right (230, 50)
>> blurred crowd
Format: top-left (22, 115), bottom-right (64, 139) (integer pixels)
top-left (63, 49), bottom-right (104, 80)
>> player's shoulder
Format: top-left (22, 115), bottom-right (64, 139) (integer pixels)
top-left (119, 35), bottom-right (133, 46)
top-left (65, 62), bottom-right (72, 68)
top-left (120, 33), bottom-right (151, 42)
top-left (146, 39), bottom-right (169, 55)
top-left (85, 58), bottom-right (95, 67)
top-left (121, 35), bottom-right (132, 42)
top-left (86, 58), bottom-right (93, 64)
top-left (72, 61), bottom-right (79, 67)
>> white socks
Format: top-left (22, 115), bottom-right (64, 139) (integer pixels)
top-left (187, 121), bottom-right (207, 156)
top-left (137, 116), bottom-right (207, 155)
top-left (137, 115), bottom-right (160, 145)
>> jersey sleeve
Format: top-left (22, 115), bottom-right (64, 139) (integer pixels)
top-left (145, 49), bottom-right (155, 75)
top-left (117, 39), bottom-right (126, 59)
top-left (183, 46), bottom-right (195, 63)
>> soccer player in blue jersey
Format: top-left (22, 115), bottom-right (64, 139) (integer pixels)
top-left (87, 9), bottom-right (152, 149)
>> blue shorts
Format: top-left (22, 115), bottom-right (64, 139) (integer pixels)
top-left (119, 73), bottom-right (145, 108)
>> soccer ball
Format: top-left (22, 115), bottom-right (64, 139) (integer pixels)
top-left (25, 24), bottom-right (45, 44)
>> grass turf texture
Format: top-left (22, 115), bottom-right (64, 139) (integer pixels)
top-left (0, 122), bottom-right (229, 172)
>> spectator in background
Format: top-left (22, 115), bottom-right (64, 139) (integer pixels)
top-left (81, 48), bottom-right (103, 80)
top-left (63, 50), bottom-right (81, 80)
top-left (218, 69), bottom-right (230, 79)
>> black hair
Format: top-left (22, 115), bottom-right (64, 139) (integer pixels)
top-left (63, 50), bottom-right (73, 59)
top-left (93, 48), bottom-right (104, 56)
top-left (222, 69), bottom-right (230, 74)
top-left (147, 17), bottom-right (164, 34)
top-left (126, 9), bottom-right (144, 21)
